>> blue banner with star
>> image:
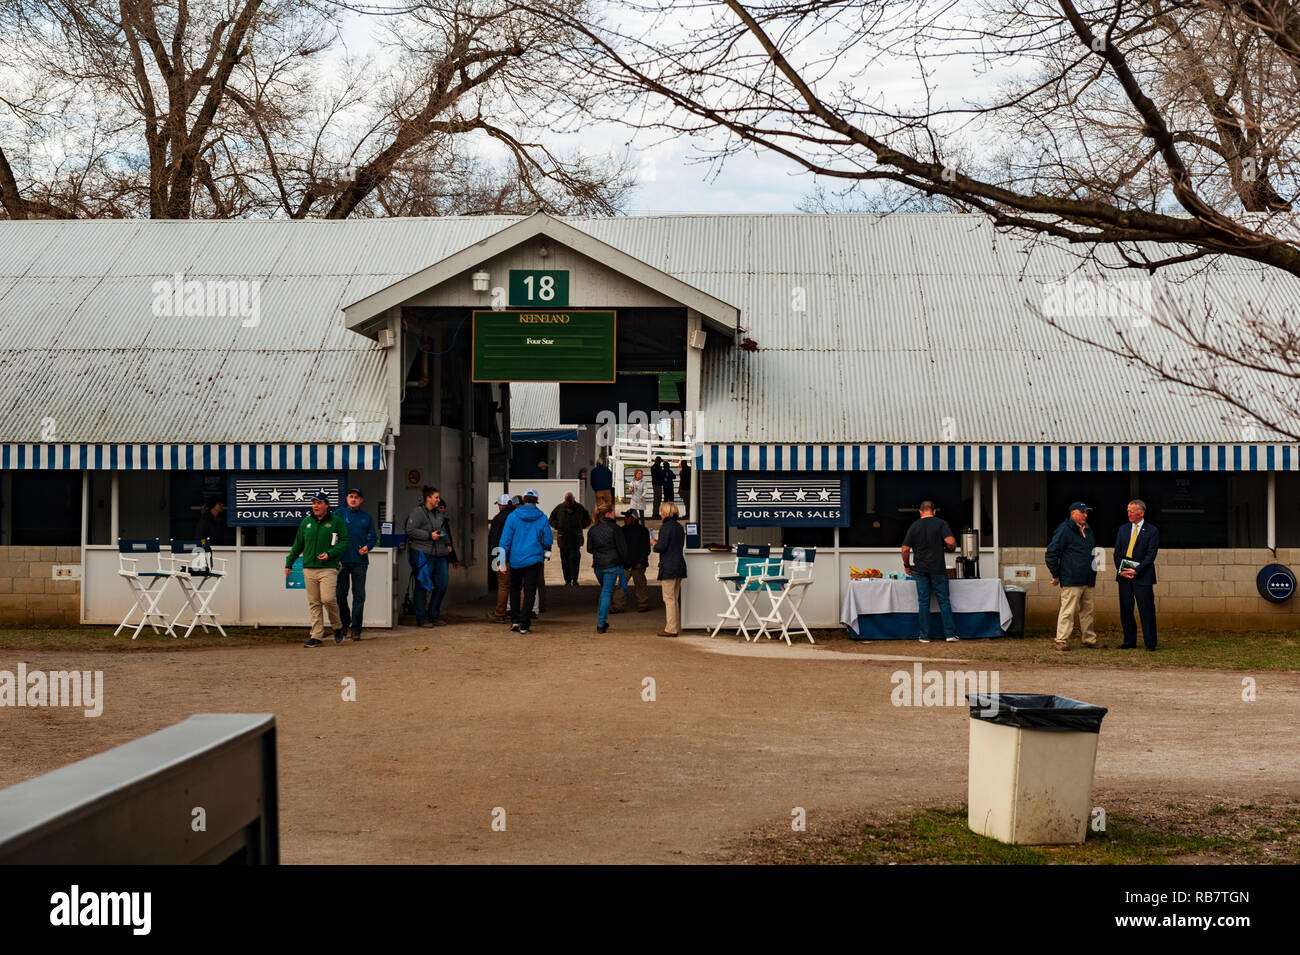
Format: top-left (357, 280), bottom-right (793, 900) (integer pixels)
top-left (726, 474), bottom-right (850, 527)
top-left (227, 473), bottom-right (347, 526)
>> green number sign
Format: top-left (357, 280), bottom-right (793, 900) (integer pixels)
top-left (509, 270), bottom-right (569, 307)
top-left (472, 310), bottom-right (616, 382)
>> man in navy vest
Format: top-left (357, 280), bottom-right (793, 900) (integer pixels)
top-left (1113, 499), bottom-right (1160, 651)
top-left (337, 487), bottom-right (378, 642)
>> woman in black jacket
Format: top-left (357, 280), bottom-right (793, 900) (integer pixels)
top-left (653, 502), bottom-right (687, 636)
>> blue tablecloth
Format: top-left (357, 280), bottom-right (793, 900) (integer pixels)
top-left (841, 578), bottom-right (1013, 640)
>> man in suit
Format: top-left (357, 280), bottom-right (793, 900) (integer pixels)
top-left (1114, 499), bottom-right (1159, 651)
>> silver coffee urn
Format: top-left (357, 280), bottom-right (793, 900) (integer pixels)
top-left (956, 527), bottom-right (980, 578)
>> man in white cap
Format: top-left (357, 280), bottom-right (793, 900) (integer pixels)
top-left (498, 488), bottom-right (553, 634)
top-left (487, 493), bottom-right (515, 622)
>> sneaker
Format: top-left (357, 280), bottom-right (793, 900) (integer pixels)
top-left (597, 623), bottom-right (609, 634)
top-left (304, 638), bottom-right (324, 648)
top-left (918, 638), bottom-right (931, 643)
top-left (510, 623), bottom-right (520, 632)
top-left (351, 632), bottom-right (361, 642)
top-left (945, 636), bottom-right (960, 642)
top-left (334, 628), bottom-right (345, 645)
top-left (518, 626), bottom-right (530, 635)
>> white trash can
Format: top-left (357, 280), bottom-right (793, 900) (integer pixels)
top-left (966, 693), bottom-right (1108, 845)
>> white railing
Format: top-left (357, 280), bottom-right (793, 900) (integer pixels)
top-left (612, 437), bottom-right (694, 470)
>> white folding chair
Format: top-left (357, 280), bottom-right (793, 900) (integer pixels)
top-left (709, 544), bottom-right (771, 640)
top-left (167, 539), bottom-right (228, 638)
top-left (114, 539), bottom-right (176, 639)
top-left (754, 546), bottom-right (817, 645)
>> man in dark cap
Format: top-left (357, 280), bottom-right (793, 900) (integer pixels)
top-left (336, 487), bottom-right (377, 642)
top-left (1045, 501), bottom-right (1099, 651)
top-left (286, 491), bottom-right (349, 648)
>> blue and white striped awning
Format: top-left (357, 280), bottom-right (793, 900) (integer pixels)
top-left (697, 444), bottom-right (1300, 472)
top-left (511, 429), bottom-right (579, 443)
top-left (1, 443), bottom-right (386, 471)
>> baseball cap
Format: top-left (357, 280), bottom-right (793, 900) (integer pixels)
top-left (347, 487), bottom-right (363, 496)
top-left (525, 488), bottom-right (539, 498)
top-left (498, 493), bottom-right (513, 506)
top-left (623, 509), bottom-right (639, 520)
top-left (1068, 501), bottom-right (1091, 513)
top-left (511, 495), bottom-right (523, 506)
top-left (312, 491), bottom-right (329, 504)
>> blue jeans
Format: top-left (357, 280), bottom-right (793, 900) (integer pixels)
top-left (410, 551), bottom-right (449, 624)
top-left (336, 563), bottom-right (368, 633)
top-left (915, 572), bottom-right (956, 640)
top-left (596, 567), bottom-right (621, 626)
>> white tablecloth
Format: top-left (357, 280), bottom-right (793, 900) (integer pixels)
top-left (841, 578), bottom-right (1013, 634)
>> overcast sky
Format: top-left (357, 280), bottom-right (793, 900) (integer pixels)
top-left (332, 3), bottom-right (957, 216)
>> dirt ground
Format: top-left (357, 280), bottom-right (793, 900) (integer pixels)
top-left (1, 574), bottom-right (1298, 864)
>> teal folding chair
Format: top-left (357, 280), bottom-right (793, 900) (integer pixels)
top-left (710, 544), bottom-right (772, 640)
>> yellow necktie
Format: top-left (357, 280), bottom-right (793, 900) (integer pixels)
top-left (1125, 524), bottom-right (1139, 558)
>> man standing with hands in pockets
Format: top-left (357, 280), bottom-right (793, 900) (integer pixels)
top-left (1045, 501), bottom-right (1099, 651)
top-left (286, 492), bottom-right (349, 648)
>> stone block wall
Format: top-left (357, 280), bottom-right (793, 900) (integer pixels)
top-left (1000, 546), bottom-right (1300, 630)
top-left (0, 546), bottom-right (81, 626)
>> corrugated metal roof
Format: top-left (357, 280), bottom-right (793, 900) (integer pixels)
top-left (1, 213), bottom-right (1295, 446)
top-left (507, 382), bottom-right (563, 431)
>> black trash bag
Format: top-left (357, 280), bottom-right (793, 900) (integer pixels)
top-left (966, 693), bottom-right (1108, 733)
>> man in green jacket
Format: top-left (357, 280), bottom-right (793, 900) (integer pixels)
top-left (286, 492), bottom-right (350, 647)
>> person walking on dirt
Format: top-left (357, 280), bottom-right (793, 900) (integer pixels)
top-left (336, 487), bottom-right (378, 642)
top-left (1045, 501), bottom-right (1099, 651)
top-left (499, 489), bottom-right (553, 634)
top-left (405, 486), bottom-right (454, 628)
top-left (549, 492), bottom-right (591, 586)
top-left (587, 501), bottom-right (628, 634)
top-left (612, 509), bottom-right (652, 613)
top-left (487, 494), bottom-right (515, 622)
top-left (286, 492), bottom-right (349, 648)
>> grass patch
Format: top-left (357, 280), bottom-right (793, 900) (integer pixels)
top-left (0, 626), bottom-right (308, 652)
top-left (736, 801), bottom-right (1300, 865)
top-left (810, 627), bottom-right (1300, 671)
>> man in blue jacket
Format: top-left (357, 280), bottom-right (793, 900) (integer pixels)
top-left (1044, 501), bottom-right (1098, 652)
top-left (336, 488), bottom-right (378, 642)
top-left (590, 458), bottom-right (614, 513)
top-left (1114, 499), bottom-right (1160, 650)
top-left (498, 489), bottom-right (554, 634)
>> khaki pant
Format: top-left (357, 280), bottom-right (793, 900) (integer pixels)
top-left (494, 569), bottom-right (510, 618)
top-left (304, 567), bottom-right (342, 640)
top-left (1056, 585), bottom-right (1097, 646)
top-left (612, 566), bottom-right (650, 611)
top-left (662, 577), bottom-right (681, 634)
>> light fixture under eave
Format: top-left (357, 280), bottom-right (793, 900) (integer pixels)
top-left (472, 270), bottom-right (491, 292)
